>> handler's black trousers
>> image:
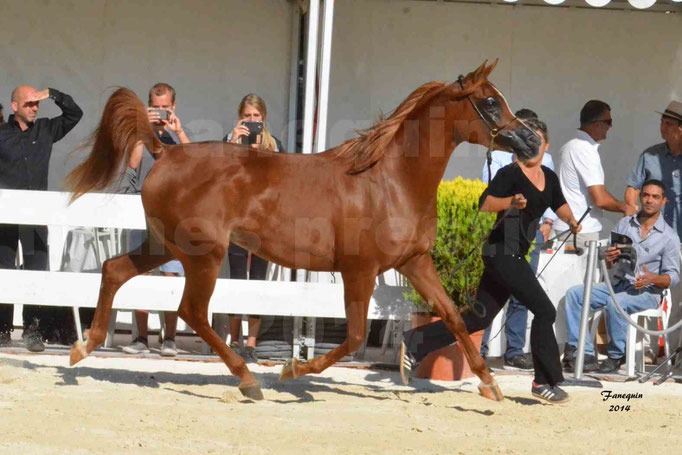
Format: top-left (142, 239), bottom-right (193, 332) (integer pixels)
top-left (0, 224), bottom-right (72, 335)
top-left (403, 253), bottom-right (564, 386)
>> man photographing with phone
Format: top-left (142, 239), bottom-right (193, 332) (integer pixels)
top-left (147, 83), bottom-right (190, 144)
top-left (120, 82), bottom-right (191, 358)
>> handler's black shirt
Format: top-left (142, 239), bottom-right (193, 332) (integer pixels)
top-left (482, 163), bottom-right (566, 257)
top-left (0, 88), bottom-right (83, 190)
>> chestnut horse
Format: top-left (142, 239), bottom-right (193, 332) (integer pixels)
top-left (65, 61), bottom-right (538, 401)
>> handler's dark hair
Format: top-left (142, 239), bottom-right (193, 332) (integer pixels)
top-left (580, 100), bottom-right (611, 126)
top-left (642, 179), bottom-right (666, 194)
top-left (515, 108), bottom-right (538, 120)
top-left (524, 117), bottom-right (549, 142)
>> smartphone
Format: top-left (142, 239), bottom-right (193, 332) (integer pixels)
top-left (241, 121), bottom-right (264, 145)
top-left (150, 108), bottom-right (169, 121)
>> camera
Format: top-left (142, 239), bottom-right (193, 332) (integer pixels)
top-left (241, 121), bottom-right (264, 145)
top-left (150, 108), bottom-right (169, 121)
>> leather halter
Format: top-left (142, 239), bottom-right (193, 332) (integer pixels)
top-left (456, 75), bottom-right (527, 158)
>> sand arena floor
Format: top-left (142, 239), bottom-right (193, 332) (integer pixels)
top-left (1, 352), bottom-right (681, 455)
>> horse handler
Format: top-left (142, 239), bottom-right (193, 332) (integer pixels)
top-left (400, 119), bottom-right (581, 403)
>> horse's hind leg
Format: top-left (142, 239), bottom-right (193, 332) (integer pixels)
top-left (177, 255), bottom-right (263, 401)
top-left (397, 253), bottom-right (502, 401)
top-left (70, 233), bottom-right (174, 365)
top-left (280, 271), bottom-right (376, 380)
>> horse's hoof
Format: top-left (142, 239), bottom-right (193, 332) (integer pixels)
top-left (279, 358), bottom-right (300, 382)
top-left (238, 382), bottom-right (264, 401)
top-left (478, 379), bottom-right (504, 402)
top-left (70, 341), bottom-right (89, 366)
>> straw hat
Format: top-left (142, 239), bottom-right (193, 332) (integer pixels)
top-left (657, 101), bottom-right (682, 122)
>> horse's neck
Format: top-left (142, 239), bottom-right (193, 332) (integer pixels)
top-left (389, 98), bottom-right (463, 193)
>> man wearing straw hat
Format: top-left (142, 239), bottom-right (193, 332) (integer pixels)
top-left (625, 100), bottom-right (682, 361)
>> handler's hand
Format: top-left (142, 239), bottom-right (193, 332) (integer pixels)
top-left (539, 223), bottom-right (552, 242)
top-left (511, 193), bottom-right (527, 210)
top-left (624, 204), bottom-right (639, 217)
top-left (569, 221), bottom-right (582, 235)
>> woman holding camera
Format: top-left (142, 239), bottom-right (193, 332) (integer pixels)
top-left (222, 94), bottom-right (284, 363)
top-left (224, 93), bottom-right (284, 152)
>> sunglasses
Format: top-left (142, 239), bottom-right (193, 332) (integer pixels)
top-left (591, 119), bottom-right (613, 126)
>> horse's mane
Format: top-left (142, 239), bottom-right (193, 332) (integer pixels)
top-left (333, 81), bottom-right (448, 175)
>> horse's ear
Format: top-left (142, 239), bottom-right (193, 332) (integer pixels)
top-left (474, 60), bottom-right (488, 79)
top-left (482, 59), bottom-right (499, 79)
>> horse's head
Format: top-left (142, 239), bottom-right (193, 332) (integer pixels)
top-left (448, 60), bottom-right (540, 161)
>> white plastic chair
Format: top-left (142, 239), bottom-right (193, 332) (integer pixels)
top-left (589, 288), bottom-right (671, 377)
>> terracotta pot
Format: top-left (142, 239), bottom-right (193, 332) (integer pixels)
top-left (411, 313), bottom-right (484, 381)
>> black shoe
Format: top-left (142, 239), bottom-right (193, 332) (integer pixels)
top-left (399, 341), bottom-right (417, 386)
top-left (58, 329), bottom-right (78, 346)
top-left (563, 354), bottom-right (599, 373)
top-left (598, 356), bottom-right (625, 374)
top-left (22, 330), bottom-right (45, 352)
top-left (0, 331), bottom-right (11, 347)
top-left (531, 382), bottom-right (570, 403)
top-left (504, 354), bottom-right (534, 371)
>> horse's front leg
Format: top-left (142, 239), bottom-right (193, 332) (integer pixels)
top-left (398, 253), bottom-right (503, 401)
top-left (280, 271), bottom-right (376, 380)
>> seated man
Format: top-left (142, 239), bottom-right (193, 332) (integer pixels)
top-left (564, 179), bottom-right (680, 373)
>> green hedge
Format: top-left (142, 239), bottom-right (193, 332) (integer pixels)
top-left (405, 178), bottom-right (496, 311)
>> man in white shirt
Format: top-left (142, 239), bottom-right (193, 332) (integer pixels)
top-left (554, 100), bottom-right (637, 244)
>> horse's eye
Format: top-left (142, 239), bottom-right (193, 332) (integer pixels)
top-left (484, 97), bottom-right (498, 107)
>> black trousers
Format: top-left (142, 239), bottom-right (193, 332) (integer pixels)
top-left (403, 253), bottom-right (564, 386)
top-left (0, 224), bottom-right (73, 336)
top-left (227, 244), bottom-right (268, 319)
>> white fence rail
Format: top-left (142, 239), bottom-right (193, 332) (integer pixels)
top-left (0, 190), bottom-right (412, 354)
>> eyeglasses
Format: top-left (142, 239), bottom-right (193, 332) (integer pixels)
top-left (591, 119), bottom-right (613, 126)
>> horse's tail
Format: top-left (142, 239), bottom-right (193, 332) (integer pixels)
top-left (64, 87), bottom-right (162, 203)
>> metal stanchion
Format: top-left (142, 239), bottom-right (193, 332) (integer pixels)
top-left (574, 240), bottom-right (598, 380)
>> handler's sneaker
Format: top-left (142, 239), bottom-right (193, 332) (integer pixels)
top-left (399, 342), bottom-right (417, 386)
top-left (122, 337), bottom-right (150, 354)
top-left (160, 339), bottom-right (178, 357)
top-left (531, 382), bottom-right (570, 403)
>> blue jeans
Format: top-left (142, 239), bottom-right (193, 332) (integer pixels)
top-left (480, 231), bottom-right (543, 360)
top-left (127, 229), bottom-right (184, 275)
top-left (565, 281), bottom-right (659, 359)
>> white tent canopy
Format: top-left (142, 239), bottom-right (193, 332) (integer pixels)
top-left (301, 0), bottom-right (681, 157)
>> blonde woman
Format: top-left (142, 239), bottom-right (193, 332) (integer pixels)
top-left (224, 93), bottom-right (284, 152)
top-left (223, 94), bottom-right (284, 363)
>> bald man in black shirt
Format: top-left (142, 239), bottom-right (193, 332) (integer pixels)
top-left (0, 86), bottom-right (82, 351)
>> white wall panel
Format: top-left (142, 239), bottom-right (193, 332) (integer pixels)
top-left (0, 0), bottom-right (294, 190)
top-left (329, 0), bottom-right (682, 229)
